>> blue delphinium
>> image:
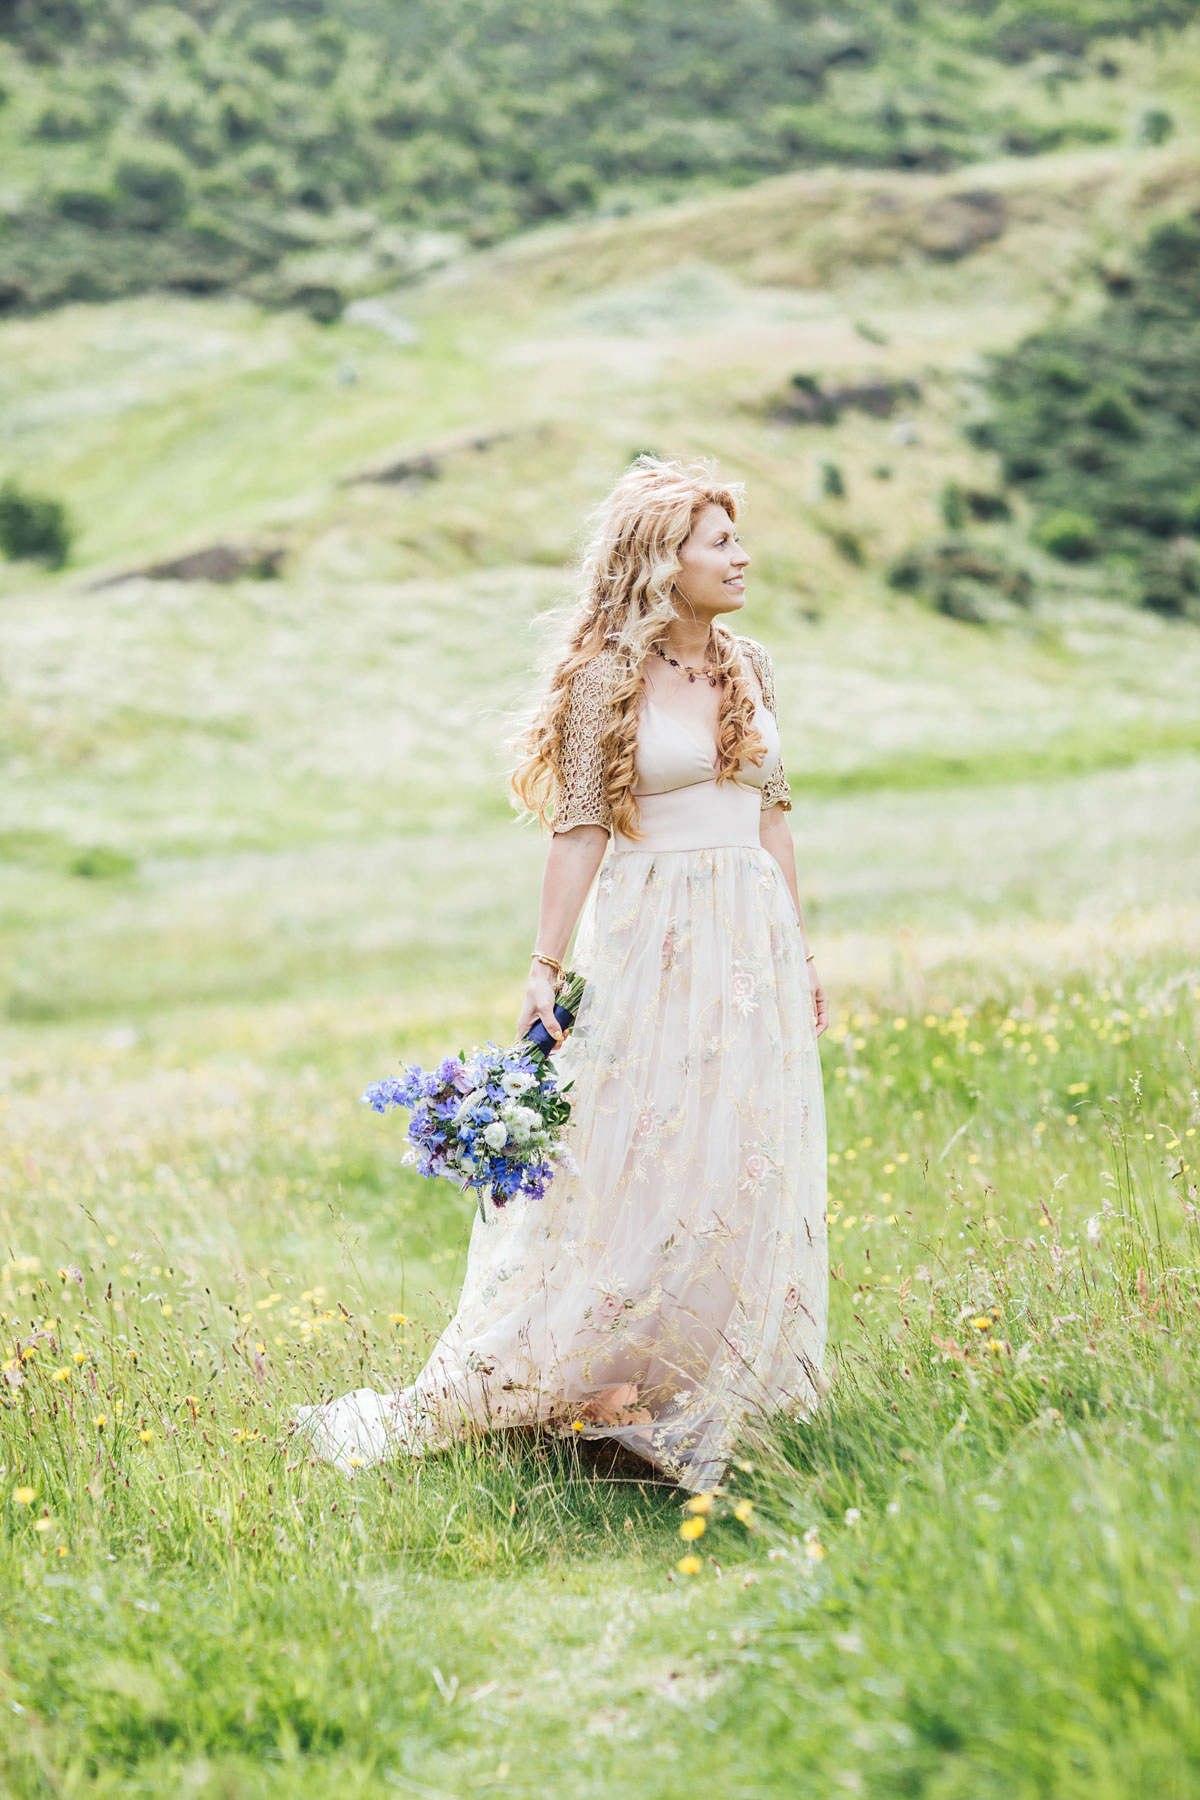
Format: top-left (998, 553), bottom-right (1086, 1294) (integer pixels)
top-left (360, 982), bottom-right (582, 1217)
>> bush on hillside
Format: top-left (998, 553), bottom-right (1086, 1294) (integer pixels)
top-left (0, 479), bottom-right (73, 568)
top-left (114, 143), bottom-right (191, 229)
top-left (887, 538), bottom-right (1033, 623)
top-left (978, 212), bottom-right (1200, 609)
top-left (1035, 510), bottom-right (1098, 561)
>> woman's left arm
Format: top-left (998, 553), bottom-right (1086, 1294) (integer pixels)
top-left (760, 803), bottom-right (828, 1037)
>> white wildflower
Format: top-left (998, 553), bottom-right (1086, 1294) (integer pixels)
top-left (1085, 1214), bottom-right (1104, 1247)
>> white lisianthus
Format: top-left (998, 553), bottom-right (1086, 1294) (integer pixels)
top-left (483, 1121), bottom-right (508, 1151)
top-left (516, 1106), bottom-right (542, 1130)
top-left (501, 1070), bottom-right (535, 1097)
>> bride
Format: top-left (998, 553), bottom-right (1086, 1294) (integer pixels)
top-left (295, 456), bottom-right (829, 1492)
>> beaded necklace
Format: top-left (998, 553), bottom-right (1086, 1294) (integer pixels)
top-left (654, 641), bottom-right (725, 687)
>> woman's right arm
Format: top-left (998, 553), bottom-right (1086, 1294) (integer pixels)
top-left (515, 824), bottom-right (609, 1042)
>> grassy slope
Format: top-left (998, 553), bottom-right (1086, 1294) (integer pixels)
top-left (2, 112), bottom-right (1200, 1799)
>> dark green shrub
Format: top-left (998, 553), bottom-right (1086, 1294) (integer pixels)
top-left (1084, 386), bottom-right (1141, 438)
top-left (35, 97), bottom-right (100, 140)
top-left (964, 488), bottom-right (1011, 522)
top-left (819, 459), bottom-right (845, 499)
top-left (1036, 356), bottom-right (1089, 395)
top-left (1138, 542), bottom-right (1200, 616)
top-left (940, 481), bottom-right (966, 530)
top-left (53, 182), bottom-right (117, 228)
top-left (1035, 510), bottom-right (1097, 561)
top-left (114, 145), bottom-right (190, 228)
top-left (1136, 106), bottom-right (1175, 145)
top-left (0, 479), bottom-right (73, 568)
top-left (291, 284), bottom-right (343, 324)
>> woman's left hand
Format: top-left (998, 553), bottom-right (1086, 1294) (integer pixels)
top-left (809, 964), bottom-right (828, 1037)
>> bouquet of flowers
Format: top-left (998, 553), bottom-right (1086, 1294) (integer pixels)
top-left (362, 972), bottom-right (585, 1216)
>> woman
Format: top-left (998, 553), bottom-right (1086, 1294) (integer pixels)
top-left (296, 456), bottom-right (828, 1492)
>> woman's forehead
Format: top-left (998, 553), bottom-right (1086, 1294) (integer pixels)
top-left (688, 503), bottom-right (736, 541)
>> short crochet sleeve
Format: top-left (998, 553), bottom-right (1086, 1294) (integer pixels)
top-left (551, 655), bottom-right (615, 835)
top-left (740, 637), bottom-right (793, 813)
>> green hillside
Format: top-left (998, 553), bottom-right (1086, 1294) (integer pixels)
top-left (0, 0), bottom-right (1196, 313)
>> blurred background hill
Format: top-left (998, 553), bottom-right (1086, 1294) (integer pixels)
top-left (0, 0), bottom-right (1195, 316)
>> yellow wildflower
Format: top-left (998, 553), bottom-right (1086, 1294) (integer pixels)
top-left (138, 1429), bottom-right (153, 1443)
top-left (679, 1515), bottom-right (706, 1542)
top-left (571, 1420), bottom-right (584, 1433)
top-left (803, 1527), bottom-right (826, 1560)
top-left (73, 1349), bottom-right (86, 1364)
top-left (94, 1414), bottom-right (107, 1430)
top-left (683, 1493), bottom-right (714, 1515)
top-left (12, 1486), bottom-right (34, 1505)
top-left (51, 1367), bottom-right (71, 1382)
top-left (676, 1554), bottom-right (702, 1576)
top-left (734, 1499), bottom-right (754, 1526)
top-left (33, 1517), bottom-right (53, 1533)
top-left (971, 1316), bottom-right (991, 1332)
top-left (388, 1313), bottom-right (408, 1325)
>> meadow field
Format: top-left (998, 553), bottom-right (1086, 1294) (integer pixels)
top-left (3, 98), bottom-right (1200, 1798)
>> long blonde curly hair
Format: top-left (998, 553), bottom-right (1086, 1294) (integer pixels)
top-left (511, 455), bottom-right (769, 841)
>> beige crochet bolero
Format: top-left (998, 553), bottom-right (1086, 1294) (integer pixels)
top-left (552, 635), bottom-right (793, 835)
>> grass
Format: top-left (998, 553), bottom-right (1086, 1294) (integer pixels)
top-left (3, 954), bottom-right (1198, 1795)
top-left (3, 112), bottom-right (1200, 1799)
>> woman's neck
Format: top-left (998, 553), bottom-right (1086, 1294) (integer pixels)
top-left (660, 617), bottom-right (717, 665)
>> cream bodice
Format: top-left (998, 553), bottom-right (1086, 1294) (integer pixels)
top-left (610, 694), bottom-right (783, 852)
top-left (550, 635), bottom-right (793, 851)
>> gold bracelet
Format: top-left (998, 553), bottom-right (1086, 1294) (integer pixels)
top-left (531, 951), bottom-right (565, 977)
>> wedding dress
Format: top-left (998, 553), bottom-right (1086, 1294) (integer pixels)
top-left (294, 637), bottom-right (828, 1492)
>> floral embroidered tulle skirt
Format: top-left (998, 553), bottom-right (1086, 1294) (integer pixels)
top-left (294, 845), bottom-right (828, 1492)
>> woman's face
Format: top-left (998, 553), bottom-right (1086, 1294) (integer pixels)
top-left (675, 504), bottom-right (750, 620)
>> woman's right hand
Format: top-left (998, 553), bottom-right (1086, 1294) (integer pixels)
top-left (516, 968), bottom-right (565, 1046)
